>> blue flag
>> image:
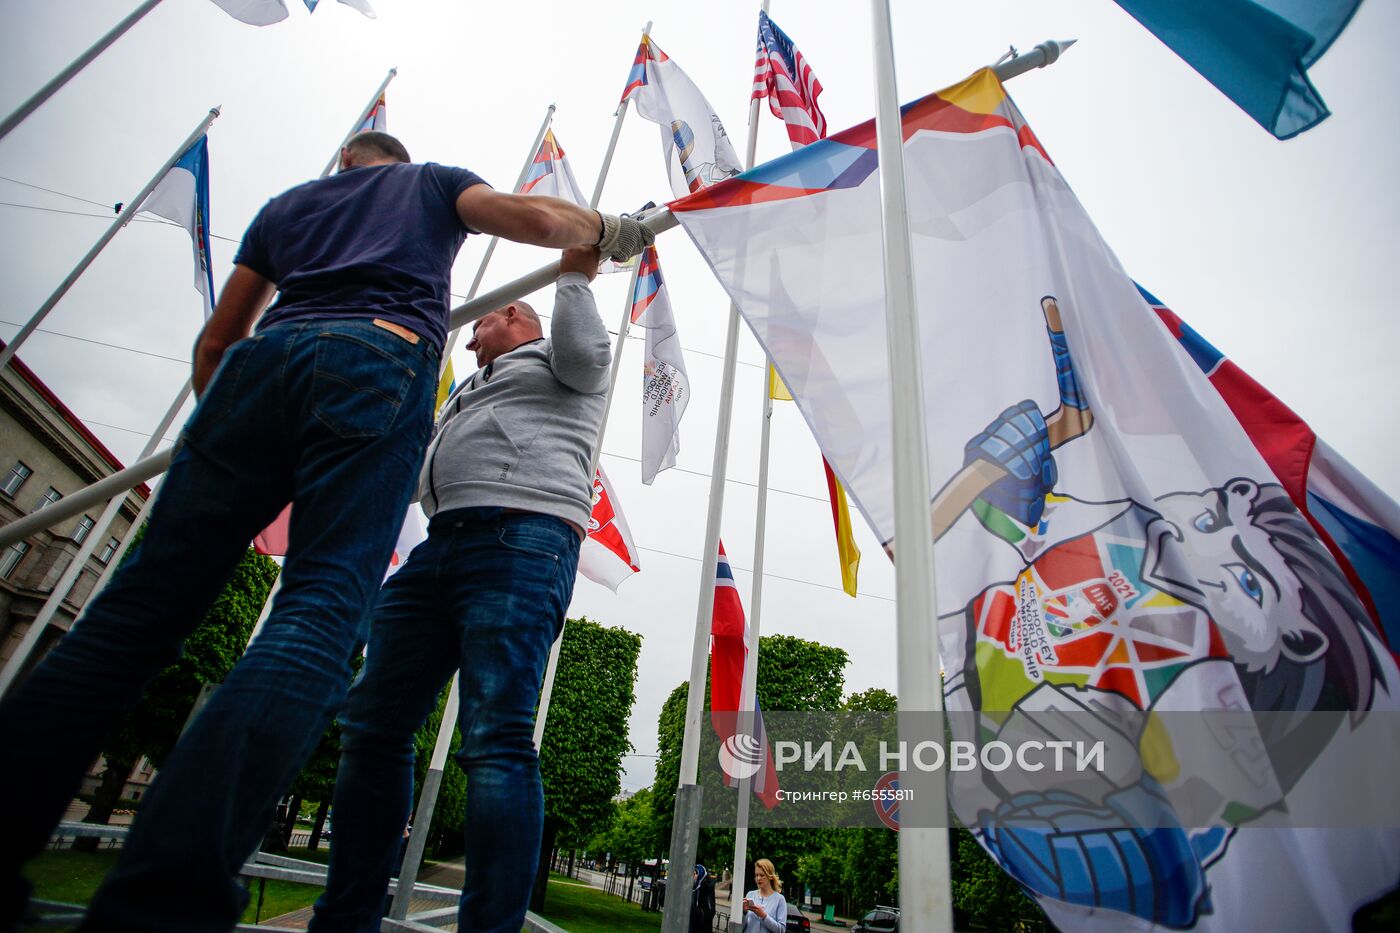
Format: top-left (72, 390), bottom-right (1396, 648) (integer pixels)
top-left (1113, 0), bottom-right (1362, 139)
top-left (141, 136), bottom-right (215, 318)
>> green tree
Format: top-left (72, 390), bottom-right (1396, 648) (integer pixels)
top-left (654, 635), bottom-right (849, 892)
top-left (590, 787), bottom-right (664, 868)
top-left (78, 541), bottom-right (279, 848)
top-left (951, 827), bottom-right (1047, 930)
top-left (529, 617), bottom-right (641, 912)
top-left (843, 687), bottom-right (897, 712)
top-left (787, 686), bottom-right (901, 915)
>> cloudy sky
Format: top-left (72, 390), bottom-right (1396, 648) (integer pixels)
top-left (2, 0), bottom-right (1396, 793)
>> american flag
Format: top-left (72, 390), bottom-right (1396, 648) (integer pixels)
top-left (751, 10), bottom-right (826, 147)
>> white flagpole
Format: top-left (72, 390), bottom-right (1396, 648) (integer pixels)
top-left (0, 378), bottom-right (192, 699)
top-left (530, 19), bottom-right (652, 752)
top-left (661, 13), bottom-right (768, 931)
top-left (440, 103), bottom-right (558, 368)
top-left (389, 676), bottom-right (460, 919)
top-left (591, 20), bottom-right (652, 208)
top-left (727, 376), bottom-right (774, 932)
top-left (0, 0), bottom-right (166, 143)
top-left (318, 67), bottom-right (398, 179)
top-left (724, 5), bottom-right (774, 928)
top-left (0, 107), bottom-right (221, 374)
top-left (870, 0), bottom-right (949, 929)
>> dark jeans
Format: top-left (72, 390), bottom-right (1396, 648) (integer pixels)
top-left (0, 318), bottom-right (437, 932)
top-left (307, 508), bottom-right (580, 933)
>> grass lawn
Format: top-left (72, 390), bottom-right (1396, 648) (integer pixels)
top-left (21, 848), bottom-right (323, 927)
top-left (23, 850), bottom-right (637, 932)
top-left (537, 876), bottom-right (661, 933)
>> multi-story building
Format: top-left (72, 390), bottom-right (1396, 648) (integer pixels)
top-left (1, 344), bottom-right (155, 800)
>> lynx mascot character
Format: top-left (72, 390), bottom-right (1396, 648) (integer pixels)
top-left (929, 298), bottom-right (1387, 928)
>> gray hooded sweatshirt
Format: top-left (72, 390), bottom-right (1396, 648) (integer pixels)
top-left (417, 272), bottom-right (610, 531)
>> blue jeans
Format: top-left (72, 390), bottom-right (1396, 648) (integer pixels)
top-left (307, 508), bottom-right (579, 933)
top-left (0, 319), bottom-right (437, 932)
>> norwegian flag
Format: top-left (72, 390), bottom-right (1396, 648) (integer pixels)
top-left (751, 10), bottom-right (826, 148)
top-left (577, 466), bottom-right (640, 591)
top-left (710, 541), bottom-right (781, 808)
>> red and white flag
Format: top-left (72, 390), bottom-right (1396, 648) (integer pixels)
top-left (384, 504), bottom-right (427, 580)
top-left (752, 10), bottom-right (826, 148)
top-left (254, 501), bottom-right (425, 580)
top-left (577, 466), bottom-right (640, 591)
top-left (253, 505), bottom-right (292, 557)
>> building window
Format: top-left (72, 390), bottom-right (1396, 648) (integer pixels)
top-left (2, 462), bottom-right (31, 498)
top-left (31, 487), bottom-right (62, 513)
top-left (73, 514), bottom-right (96, 545)
top-left (97, 536), bottom-right (120, 565)
top-left (0, 542), bottom-right (29, 579)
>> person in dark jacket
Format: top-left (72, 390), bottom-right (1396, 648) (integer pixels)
top-left (691, 863), bottom-right (717, 933)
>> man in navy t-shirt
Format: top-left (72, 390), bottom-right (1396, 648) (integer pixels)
top-left (0, 130), bottom-right (653, 932)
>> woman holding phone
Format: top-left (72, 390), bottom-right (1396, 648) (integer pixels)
top-left (742, 858), bottom-right (788, 932)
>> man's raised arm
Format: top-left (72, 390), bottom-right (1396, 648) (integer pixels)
top-left (548, 246), bottom-right (611, 396)
top-left (455, 187), bottom-right (652, 261)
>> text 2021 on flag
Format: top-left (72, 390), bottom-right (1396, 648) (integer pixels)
top-left (672, 68), bottom-right (1399, 931)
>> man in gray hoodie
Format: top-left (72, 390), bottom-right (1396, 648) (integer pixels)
top-left (308, 245), bottom-right (610, 933)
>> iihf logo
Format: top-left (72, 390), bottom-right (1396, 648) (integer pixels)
top-left (718, 732), bottom-right (764, 781)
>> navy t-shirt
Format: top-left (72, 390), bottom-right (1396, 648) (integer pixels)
top-left (234, 162), bottom-right (487, 351)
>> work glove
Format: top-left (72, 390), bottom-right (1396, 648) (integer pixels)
top-left (963, 399), bottom-right (1056, 527)
top-left (595, 210), bottom-right (655, 262)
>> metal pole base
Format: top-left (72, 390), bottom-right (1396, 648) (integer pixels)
top-left (660, 783), bottom-right (704, 933)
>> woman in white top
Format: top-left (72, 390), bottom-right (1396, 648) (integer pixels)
top-left (742, 857), bottom-right (788, 933)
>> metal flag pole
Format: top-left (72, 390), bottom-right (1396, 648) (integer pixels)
top-left (727, 372), bottom-right (775, 932)
top-left (660, 21), bottom-right (769, 933)
top-left (0, 378), bottom-right (192, 699)
top-left (318, 67), bottom-right (398, 179)
top-left (870, 0), bottom-right (948, 927)
top-left (723, 5), bottom-right (774, 927)
top-left (440, 103), bottom-right (557, 367)
top-left (388, 676), bottom-right (460, 919)
top-left (0, 0), bottom-right (166, 143)
top-left (0, 107), bottom-right (220, 374)
top-left (530, 19), bottom-right (652, 752)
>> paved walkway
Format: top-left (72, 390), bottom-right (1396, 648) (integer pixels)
top-left (263, 857), bottom-right (465, 930)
